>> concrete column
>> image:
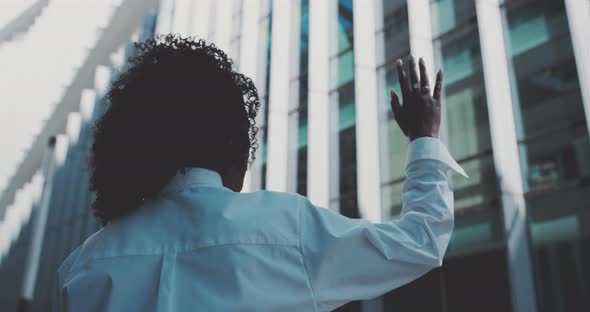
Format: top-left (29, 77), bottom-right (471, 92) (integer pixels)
top-left (354, 1), bottom-right (385, 309)
top-left (286, 1), bottom-right (302, 194)
top-left (170, 0), bottom-right (193, 35)
top-left (407, 0), bottom-right (436, 88)
top-left (214, 0), bottom-right (234, 52)
top-left (307, 0), bottom-right (332, 207)
top-left (155, 0), bottom-right (174, 34)
top-left (352, 0), bottom-right (381, 223)
top-left (476, 1), bottom-right (538, 311)
top-left (565, 0), bottom-right (590, 138)
top-left (239, 0), bottom-right (262, 192)
top-left (265, 1), bottom-right (298, 192)
top-left (190, 0), bottom-right (211, 40)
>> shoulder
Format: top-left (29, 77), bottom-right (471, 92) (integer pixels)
top-left (237, 189), bottom-right (306, 215)
top-left (243, 189), bottom-right (305, 204)
top-left (58, 228), bottom-right (105, 286)
top-left (237, 190), bottom-right (306, 216)
top-left (222, 190), bottom-right (308, 241)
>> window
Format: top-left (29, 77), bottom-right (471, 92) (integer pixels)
top-left (433, 0), bottom-right (502, 255)
top-left (431, 0), bottom-right (476, 36)
top-left (334, 82), bottom-right (359, 218)
top-left (504, 0), bottom-right (590, 310)
top-left (289, 0), bottom-right (309, 195)
top-left (328, 0), bottom-right (360, 220)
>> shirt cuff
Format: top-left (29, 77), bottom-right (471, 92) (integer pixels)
top-left (406, 137), bottom-right (468, 178)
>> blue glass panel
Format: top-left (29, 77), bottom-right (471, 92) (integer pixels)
top-left (336, 0), bottom-right (354, 54)
top-left (432, 0), bottom-right (476, 36)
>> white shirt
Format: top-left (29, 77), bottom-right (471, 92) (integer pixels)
top-left (58, 137), bottom-right (466, 312)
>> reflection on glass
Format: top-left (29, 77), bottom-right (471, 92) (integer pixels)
top-left (507, 0), bottom-right (585, 197)
top-left (431, 0), bottom-right (476, 36)
top-left (383, 9), bottom-right (409, 62)
top-left (336, 0), bottom-right (353, 54)
top-left (440, 29), bottom-right (491, 157)
top-left (436, 20), bottom-right (501, 255)
top-left (506, 0), bottom-right (590, 201)
top-left (505, 0), bottom-right (590, 310)
top-left (299, 0), bottom-right (309, 74)
top-left (333, 49), bottom-right (354, 87)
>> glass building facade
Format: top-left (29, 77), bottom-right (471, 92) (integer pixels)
top-left (1, 0), bottom-right (589, 311)
top-left (503, 0), bottom-right (590, 311)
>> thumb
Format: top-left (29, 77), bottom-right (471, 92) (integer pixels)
top-left (390, 89), bottom-right (408, 136)
top-left (390, 89), bottom-right (402, 118)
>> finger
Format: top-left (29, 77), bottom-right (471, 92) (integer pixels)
top-left (409, 55), bottom-right (420, 93)
top-left (396, 59), bottom-right (411, 101)
top-left (419, 57), bottom-right (430, 91)
top-left (433, 70), bottom-right (443, 100)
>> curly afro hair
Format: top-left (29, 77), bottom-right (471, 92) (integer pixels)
top-left (90, 34), bottom-right (260, 224)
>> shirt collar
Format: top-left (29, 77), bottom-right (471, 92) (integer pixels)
top-left (161, 168), bottom-right (224, 195)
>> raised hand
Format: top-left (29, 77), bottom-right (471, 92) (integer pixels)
top-left (390, 56), bottom-right (443, 141)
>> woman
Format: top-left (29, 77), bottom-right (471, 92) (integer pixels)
top-left (58, 35), bottom-right (465, 311)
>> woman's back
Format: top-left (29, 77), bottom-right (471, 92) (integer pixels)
top-left (59, 169), bottom-right (314, 311)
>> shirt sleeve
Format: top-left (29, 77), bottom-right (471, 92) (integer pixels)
top-left (299, 137), bottom-right (466, 311)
